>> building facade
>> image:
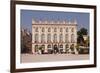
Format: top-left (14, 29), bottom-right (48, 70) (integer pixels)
top-left (32, 19), bottom-right (78, 54)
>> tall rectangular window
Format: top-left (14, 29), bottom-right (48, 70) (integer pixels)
top-left (54, 34), bottom-right (57, 42)
top-left (65, 34), bottom-right (68, 42)
top-left (35, 34), bottom-right (38, 43)
top-left (59, 34), bottom-right (63, 42)
top-left (47, 34), bottom-right (51, 42)
top-left (41, 34), bottom-right (45, 43)
top-left (71, 34), bottom-right (74, 43)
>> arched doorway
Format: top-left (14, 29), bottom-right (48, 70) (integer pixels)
top-left (70, 44), bottom-right (75, 54)
top-left (65, 44), bottom-right (69, 53)
top-left (41, 45), bottom-right (45, 54)
top-left (35, 45), bottom-right (38, 53)
top-left (53, 44), bottom-right (59, 54)
top-left (59, 44), bottom-right (63, 54)
top-left (47, 44), bottom-right (53, 54)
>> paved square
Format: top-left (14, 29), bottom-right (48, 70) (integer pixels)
top-left (21, 54), bottom-right (89, 63)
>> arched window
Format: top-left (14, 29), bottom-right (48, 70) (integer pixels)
top-left (54, 28), bottom-right (57, 32)
top-left (66, 28), bottom-right (68, 32)
top-left (65, 34), bottom-right (68, 42)
top-left (35, 45), bottom-right (38, 52)
top-left (35, 34), bottom-right (38, 43)
top-left (41, 34), bottom-right (45, 43)
top-left (48, 28), bottom-right (51, 32)
top-left (47, 34), bottom-right (51, 42)
top-left (71, 28), bottom-right (74, 32)
top-left (35, 27), bottom-right (38, 32)
top-left (42, 45), bottom-right (45, 50)
top-left (71, 34), bottom-right (74, 43)
top-left (60, 28), bottom-right (63, 32)
top-left (59, 34), bottom-right (63, 42)
top-left (42, 27), bottom-right (45, 32)
top-left (54, 34), bottom-right (57, 42)
top-left (47, 45), bottom-right (51, 48)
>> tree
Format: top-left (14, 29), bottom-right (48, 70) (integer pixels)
top-left (70, 44), bottom-right (74, 51)
top-left (77, 28), bottom-right (88, 46)
top-left (84, 36), bottom-right (89, 47)
top-left (77, 28), bottom-right (88, 36)
top-left (75, 43), bottom-right (80, 51)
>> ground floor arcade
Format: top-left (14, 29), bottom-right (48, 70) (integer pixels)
top-left (32, 43), bottom-right (78, 54)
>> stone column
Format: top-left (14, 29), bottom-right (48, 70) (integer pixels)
top-left (51, 27), bottom-right (53, 43)
top-left (68, 44), bottom-right (71, 54)
top-left (32, 44), bottom-right (35, 54)
top-left (68, 27), bottom-right (71, 45)
top-left (45, 27), bottom-right (47, 44)
top-left (74, 43), bottom-right (78, 54)
top-left (44, 44), bottom-right (48, 53)
top-left (63, 44), bottom-right (66, 53)
top-left (39, 27), bottom-right (42, 43)
top-left (38, 26), bottom-right (41, 44)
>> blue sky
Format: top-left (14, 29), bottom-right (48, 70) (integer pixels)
top-left (21, 9), bottom-right (90, 34)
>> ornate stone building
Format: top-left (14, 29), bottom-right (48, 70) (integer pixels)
top-left (32, 19), bottom-right (78, 54)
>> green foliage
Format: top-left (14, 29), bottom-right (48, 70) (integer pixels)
top-left (75, 44), bottom-right (80, 51)
top-left (77, 27), bottom-right (88, 46)
top-left (70, 44), bottom-right (74, 51)
top-left (84, 36), bottom-right (89, 47)
top-left (77, 28), bottom-right (88, 36)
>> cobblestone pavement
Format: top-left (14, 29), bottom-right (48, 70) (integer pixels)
top-left (21, 54), bottom-right (89, 63)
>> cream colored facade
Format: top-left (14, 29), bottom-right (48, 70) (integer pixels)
top-left (32, 19), bottom-right (78, 54)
